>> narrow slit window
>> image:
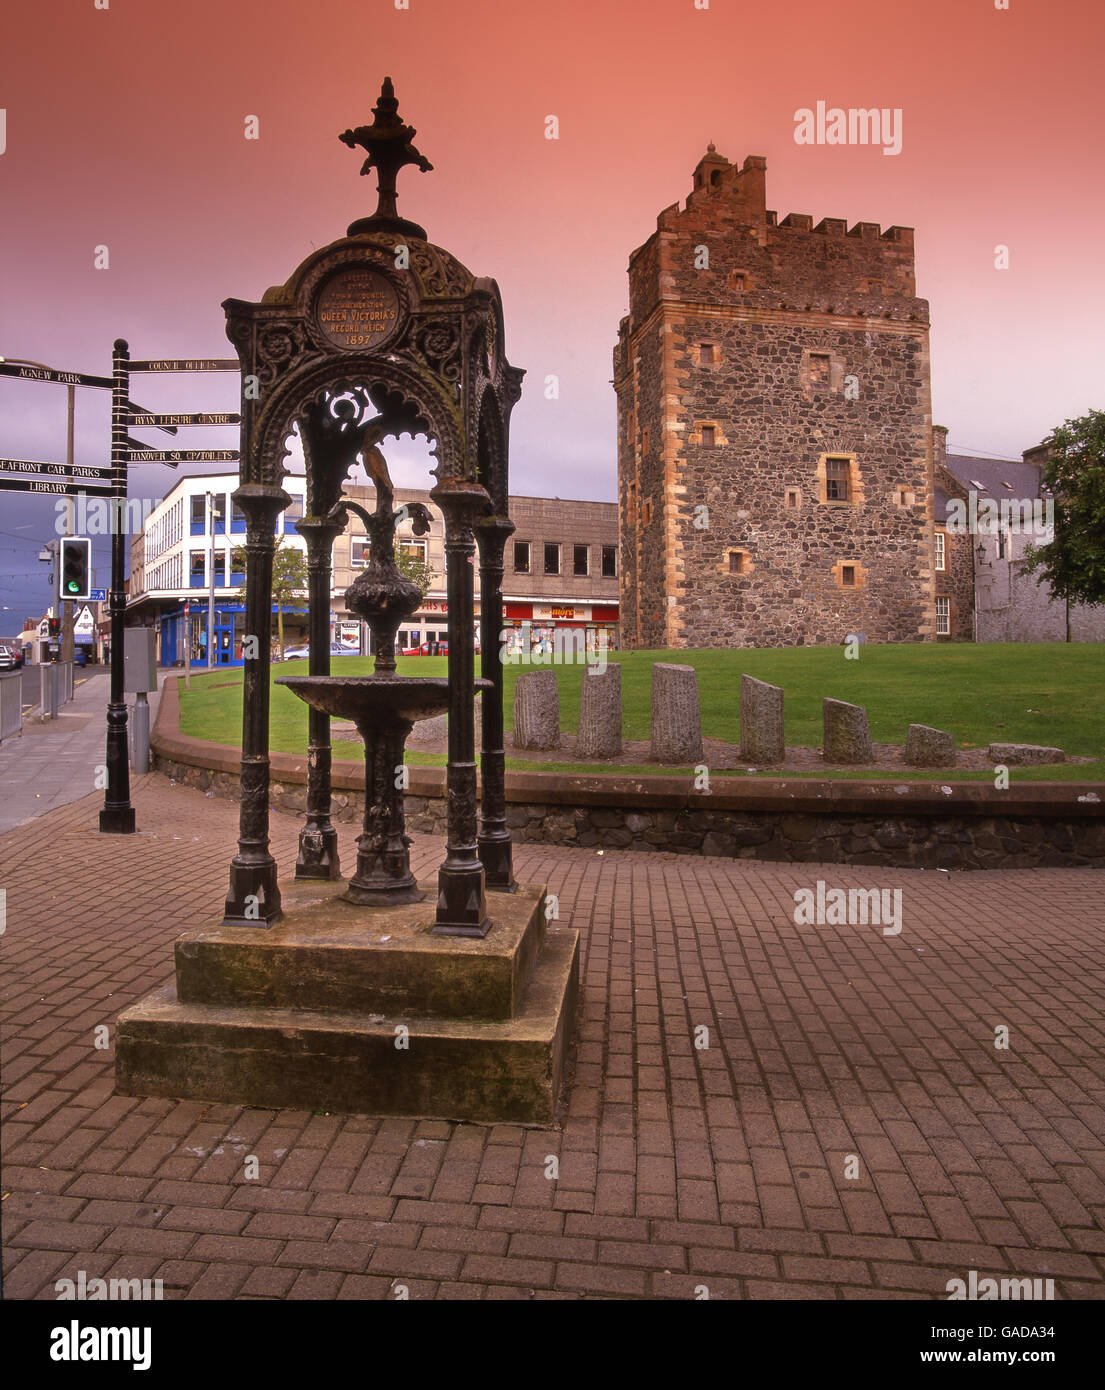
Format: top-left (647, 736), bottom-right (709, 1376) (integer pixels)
top-left (701, 425), bottom-right (716, 447)
top-left (841, 564), bottom-right (856, 587)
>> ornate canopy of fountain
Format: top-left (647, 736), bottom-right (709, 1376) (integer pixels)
top-left (114, 78), bottom-right (580, 1128)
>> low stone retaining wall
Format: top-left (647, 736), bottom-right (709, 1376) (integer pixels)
top-left (154, 679), bottom-right (1105, 870)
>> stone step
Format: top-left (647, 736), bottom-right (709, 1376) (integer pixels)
top-left (175, 880), bottom-right (547, 1022)
top-left (115, 927), bottom-right (580, 1126)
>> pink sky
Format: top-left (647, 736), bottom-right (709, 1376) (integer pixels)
top-left (2, 0), bottom-right (1103, 615)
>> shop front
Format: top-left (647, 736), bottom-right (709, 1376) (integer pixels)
top-left (160, 603), bottom-right (309, 667)
top-left (502, 602), bottom-right (619, 658)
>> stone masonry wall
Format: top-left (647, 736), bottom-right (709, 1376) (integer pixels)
top-left (155, 754), bottom-right (1105, 872)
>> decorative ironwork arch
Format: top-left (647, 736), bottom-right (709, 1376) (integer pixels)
top-left (220, 79), bottom-right (524, 933)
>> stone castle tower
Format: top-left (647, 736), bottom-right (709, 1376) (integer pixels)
top-left (614, 147), bottom-right (936, 648)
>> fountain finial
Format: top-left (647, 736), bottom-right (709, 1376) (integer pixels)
top-left (340, 77), bottom-right (433, 239)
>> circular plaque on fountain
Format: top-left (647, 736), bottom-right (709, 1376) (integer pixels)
top-left (314, 268), bottom-right (401, 352)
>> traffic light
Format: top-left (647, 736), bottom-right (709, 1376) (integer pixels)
top-left (58, 537), bottom-right (91, 601)
top-left (48, 617), bottom-right (61, 638)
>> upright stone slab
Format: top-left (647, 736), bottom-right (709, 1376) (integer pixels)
top-left (823, 698), bottom-right (872, 764)
top-left (739, 674), bottom-right (784, 764)
top-left (905, 723), bottom-right (955, 767)
top-left (513, 670), bottom-right (560, 750)
top-left (576, 663), bottom-right (622, 759)
top-left (650, 663), bottom-right (703, 764)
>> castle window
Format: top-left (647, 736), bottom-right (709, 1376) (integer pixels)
top-left (729, 551), bottom-right (745, 574)
top-left (809, 353), bottom-right (830, 388)
top-left (641, 428), bottom-right (650, 455)
top-left (701, 425), bottom-right (716, 447)
top-left (699, 344), bottom-right (712, 366)
top-left (996, 530), bottom-right (1008, 560)
top-left (711, 170), bottom-right (721, 187)
top-left (786, 489), bottom-right (800, 509)
top-left (729, 271), bottom-right (746, 290)
top-left (514, 540), bottom-right (530, 573)
top-left (936, 596), bottom-right (951, 635)
top-left (825, 456), bottom-right (851, 502)
top-left (642, 498), bottom-right (653, 527)
top-left (544, 543), bottom-right (560, 575)
top-left (934, 532), bottom-right (945, 571)
top-left (573, 544), bottom-right (589, 576)
top-left (601, 545), bottom-right (617, 578)
top-left (841, 564), bottom-right (856, 587)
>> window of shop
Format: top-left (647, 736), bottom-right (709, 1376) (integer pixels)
top-left (514, 540), bottom-right (530, 573)
top-left (351, 539), bottom-right (370, 568)
top-left (601, 545), bottom-right (617, 578)
top-left (573, 545), bottom-right (588, 576)
top-left (544, 543), bottom-right (560, 575)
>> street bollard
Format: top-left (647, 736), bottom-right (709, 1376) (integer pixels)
top-left (132, 691), bottom-right (150, 774)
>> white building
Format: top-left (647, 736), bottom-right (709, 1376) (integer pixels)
top-left (128, 472), bottom-right (308, 667)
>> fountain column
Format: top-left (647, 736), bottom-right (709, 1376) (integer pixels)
top-left (476, 514), bottom-right (516, 890)
top-left (224, 483), bottom-right (290, 926)
top-left (430, 478), bottom-right (492, 937)
top-left (294, 516), bottom-right (343, 880)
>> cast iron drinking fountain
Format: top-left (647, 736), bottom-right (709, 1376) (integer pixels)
top-left (278, 447), bottom-right (489, 907)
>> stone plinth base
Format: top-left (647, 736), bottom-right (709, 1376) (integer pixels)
top-left (115, 880), bottom-right (579, 1126)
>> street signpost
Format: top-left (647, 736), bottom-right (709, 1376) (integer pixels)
top-left (128, 359), bottom-right (240, 372)
top-left (99, 339), bottom-right (136, 834)
top-left (0, 345), bottom-right (243, 834)
top-left (0, 459), bottom-right (113, 480)
top-left (0, 477), bottom-right (113, 496)
top-left (124, 447), bottom-right (239, 464)
top-left (0, 361), bottom-right (112, 390)
top-left (128, 412), bottom-right (240, 428)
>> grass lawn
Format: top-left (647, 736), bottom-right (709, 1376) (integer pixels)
top-left (176, 643), bottom-right (1105, 782)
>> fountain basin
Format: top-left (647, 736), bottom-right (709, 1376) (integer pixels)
top-left (277, 674), bottom-right (491, 726)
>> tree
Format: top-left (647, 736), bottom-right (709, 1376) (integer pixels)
top-left (1022, 408), bottom-right (1105, 609)
top-left (395, 544), bottom-right (434, 599)
top-left (232, 537), bottom-right (308, 660)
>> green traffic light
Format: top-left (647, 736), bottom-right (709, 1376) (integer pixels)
top-left (67, 580), bottom-right (80, 593)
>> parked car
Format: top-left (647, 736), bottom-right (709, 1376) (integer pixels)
top-left (419, 640), bottom-right (448, 656)
top-left (0, 642), bottom-right (23, 671)
top-left (279, 641), bottom-right (358, 661)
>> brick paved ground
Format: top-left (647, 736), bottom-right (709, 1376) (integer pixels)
top-left (3, 776), bottom-right (1104, 1300)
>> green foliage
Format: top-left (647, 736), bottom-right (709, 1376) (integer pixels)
top-left (395, 546), bottom-right (434, 599)
top-left (1022, 408), bottom-right (1105, 606)
top-left (232, 538), bottom-right (308, 658)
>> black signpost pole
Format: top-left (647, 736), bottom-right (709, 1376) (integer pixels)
top-left (99, 339), bottom-right (135, 834)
